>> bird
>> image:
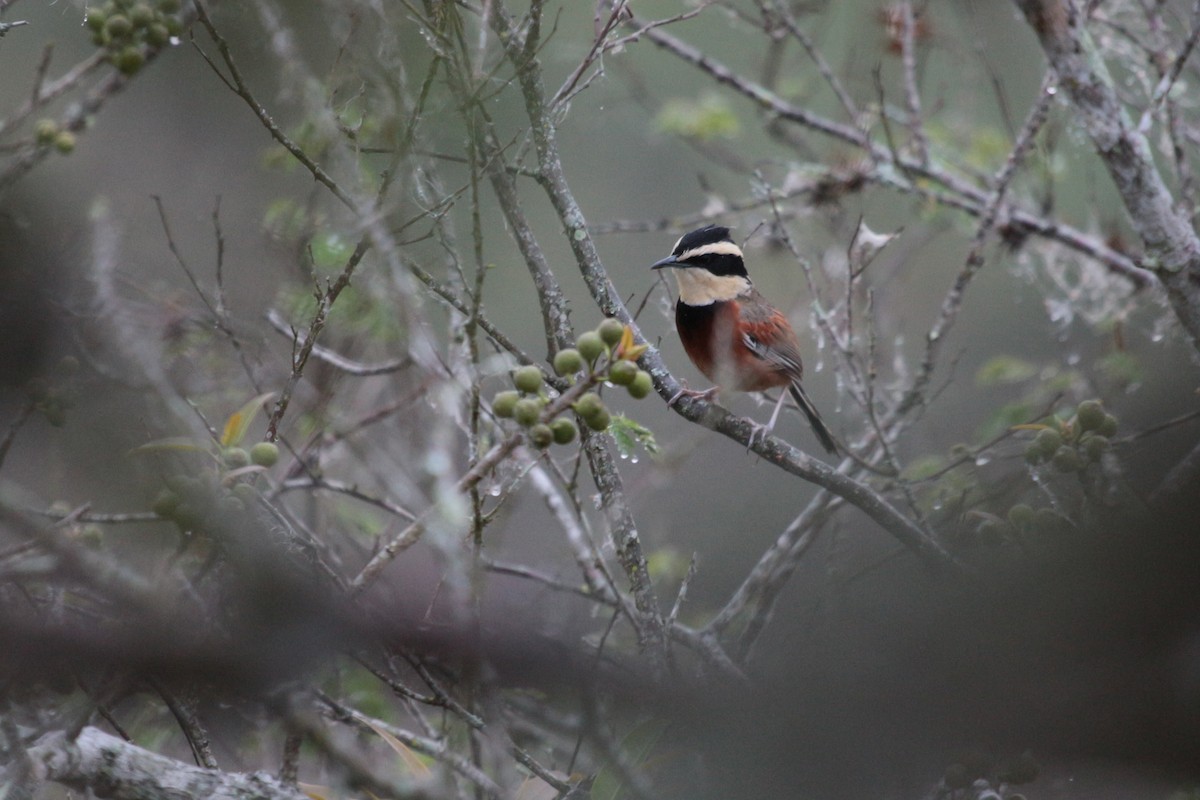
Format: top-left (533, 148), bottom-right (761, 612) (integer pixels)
top-left (651, 224), bottom-right (838, 455)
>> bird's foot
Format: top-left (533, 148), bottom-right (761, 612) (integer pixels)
top-left (746, 420), bottom-right (774, 451)
top-left (667, 383), bottom-right (719, 408)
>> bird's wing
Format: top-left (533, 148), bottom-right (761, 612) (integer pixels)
top-left (738, 290), bottom-right (806, 380)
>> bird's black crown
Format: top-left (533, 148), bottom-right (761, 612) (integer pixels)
top-left (661, 225), bottom-right (748, 278)
top-left (672, 225), bottom-right (734, 255)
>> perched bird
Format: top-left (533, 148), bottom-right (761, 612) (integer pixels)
top-left (652, 225), bottom-right (837, 454)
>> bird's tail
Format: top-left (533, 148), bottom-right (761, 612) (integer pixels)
top-left (788, 382), bottom-right (838, 455)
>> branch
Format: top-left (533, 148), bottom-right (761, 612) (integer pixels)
top-left (1013, 0), bottom-right (1200, 353)
top-left (25, 727), bottom-right (309, 800)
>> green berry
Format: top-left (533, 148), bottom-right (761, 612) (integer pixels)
top-left (232, 483), bottom-right (258, 505)
top-left (129, 2), bottom-right (154, 26)
top-left (553, 348), bottom-right (584, 376)
top-left (105, 14), bottom-right (132, 37)
top-left (582, 404), bottom-right (611, 432)
top-left (1098, 413), bottom-right (1118, 437)
top-left (493, 390), bottom-right (520, 418)
top-left (78, 524), bottom-right (104, 547)
top-left (223, 447), bottom-right (250, 468)
top-left (35, 119), bottom-right (58, 145)
top-left (1024, 443), bottom-right (1043, 465)
top-left (576, 331), bottom-right (606, 364)
top-left (1075, 399), bottom-right (1105, 432)
top-left (1034, 427), bottom-right (1062, 456)
top-left (608, 359), bottom-right (638, 386)
top-left (157, 0), bottom-right (181, 12)
top-left (152, 488), bottom-right (179, 518)
top-left (550, 417), bottom-right (578, 445)
top-left (219, 494), bottom-right (245, 513)
top-left (529, 423), bottom-right (554, 449)
top-left (114, 46), bottom-right (145, 75)
top-left (85, 7), bottom-right (108, 30)
top-left (164, 15), bottom-right (183, 35)
top-left (1051, 445), bottom-right (1082, 473)
top-left (513, 398), bottom-right (542, 427)
top-left (597, 318), bottom-right (625, 347)
top-left (573, 392), bottom-right (604, 418)
top-left (1083, 434), bottom-right (1109, 462)
top-left (627, 370), bottom-right (653, 399)
top-left (145, 22), bottom-right (170, 46)
top-left (53, 131), bottom-right (76, 154)
top-left (250, 441), bottom-right (279, 467)
top-left (513, 364), bottom-right (544, 394)
top-left (1007, 503), bottom-right (1035, 528)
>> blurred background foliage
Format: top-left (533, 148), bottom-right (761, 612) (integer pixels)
top-left (1, 0), bottom-right (1199, 798)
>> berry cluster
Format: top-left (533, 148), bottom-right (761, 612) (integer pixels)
top-left (1023, 399), bottom-right (1116, 473)
top-left (84, 0), bottom-right (183, 75)
top-left (34, 119), bottom-right (76, 154)
top-left (492, 319), bottom-right (654, 449)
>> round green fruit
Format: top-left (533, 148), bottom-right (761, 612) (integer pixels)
top-left (223, 447), bottom-right (250, 468)
top-left (597, 318), bottom-right (625, 347)
top-left (53, 132), bottom-right (76, 154)
top-left (1075, 399), bottom-right (1105, 432)
top-left (85, 7), bottom-right (108, 31)
top-left (573, 392), bottom-right (603, 418)
top-left (104, 14), bottom-right (133, 37)
top-left (114, 46), bottom-right (145, 75)
top-left (493, 390), bottom-right (520, 418)
top-left (152, 488), bottom-right (179, 518)
top-left (550, 417), bottom-right (578, 445)
top-left (553, 348), bottom-right (584, 376)
top-left (513, 364), bottom-right (544, 394)
top-left (129, 3), bottom-right (154, 26)
top-left (1034, 427), bottom-right (1062, 456)
top-left (35, 119), bottom-right (58, 144)
top-left (1098, 413), bottom-right (1118, 437)
top-left (608, 359), bottom-right (638, 386)
top-left (513, 398), bottom-right (543, 427)
top-left (575, 331), bottom-right (606, 364)
top-left (529, 423), bottom-right (554, 449)
top-left (145, 22), bottom-right (170, 46)
top-left (1007, 503), bottom-right (1035, 528)
top-left (250, 441), bottom-right (279, 467)
top-left (627, 370), bottom-right (653, 399)
top-left (582, 405), bottom-right (611, 432)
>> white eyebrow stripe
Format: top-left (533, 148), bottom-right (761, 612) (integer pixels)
top-left (678, 241), bottom-right (743, 260)
top-left (671, 234), bottom-right (684, 253)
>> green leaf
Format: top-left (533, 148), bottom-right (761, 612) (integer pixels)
top-left (609, 414), bottom-right (659, 459)
top-left (974, 355), bottom-right (1037, 387)
top-left (220, 392), bottom-right (277, 448)
top-left (128, 437), bottom-right (210, 456)
top-left (655, 94), bottom-right (740, 141)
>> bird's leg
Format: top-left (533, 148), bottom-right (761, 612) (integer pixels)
top-left (746, 389), bottom-right (789, 450)
top-left (668, 382), bottom-right (720, 408)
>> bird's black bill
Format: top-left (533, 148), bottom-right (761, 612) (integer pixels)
top-left (651, 255), bottom-right (679, 269)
